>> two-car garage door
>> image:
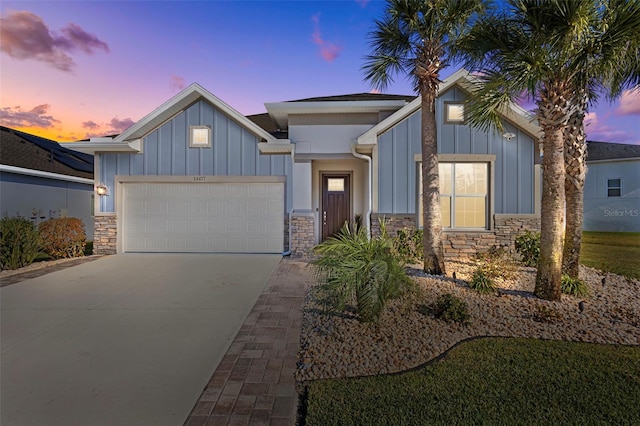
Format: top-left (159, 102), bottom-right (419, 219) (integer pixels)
top-left (121, 181), bottom-right (284, 253)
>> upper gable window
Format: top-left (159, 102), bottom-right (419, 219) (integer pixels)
top-left (190, 126), bottom-right (211, 148)
top-left (444, 102), bottom-right (465, 124)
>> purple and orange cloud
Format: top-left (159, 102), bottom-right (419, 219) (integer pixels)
top-left (615, 90), bottom-right (640, 116)
top-left (0, 10), bottom-right (109, 72)
top-left (170, 75), bottom-right (186, 91)
top-left (79, 117), bottom-right (135, 139)
top-left (585, 112), bottom-right (635, 143)
top-left (311, 14), bottom-right (343, 62)
top-left (0, 104), bottom-right (60, 128)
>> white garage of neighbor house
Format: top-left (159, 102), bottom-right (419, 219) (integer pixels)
top-left (64, 69), bottom-right (544, 257)
top-left (584, 141), bottom-right (640, 232)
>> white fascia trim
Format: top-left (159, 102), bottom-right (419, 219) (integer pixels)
top-left (356, 68), bottom-right (543, 145)
top-left (258, 141), bottom-right (294, 154)
top-left (357, 97), bottom-right (422, 145)
top-left (265, 100), bottom-right (409, 129)
top-left (59, 140), bottom-right (140, 154)
top-left (0, 164), bottom-right (94, 184)
top-left (115, 83), bottom-right (276, 144)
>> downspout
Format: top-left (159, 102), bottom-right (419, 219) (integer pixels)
top-left (282, 147), bottom-right (295, 256)
top-left (351, 143), bottom-right (372, 239)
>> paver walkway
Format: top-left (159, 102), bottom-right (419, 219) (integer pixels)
top-left (184, 258), bottom-right (311, 426)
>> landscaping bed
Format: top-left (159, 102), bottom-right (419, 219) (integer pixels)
top-left (296, 260), bottom-right (639, 382)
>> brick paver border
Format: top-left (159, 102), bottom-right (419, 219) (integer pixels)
top-left (184, 258), bottom-right (310, 426)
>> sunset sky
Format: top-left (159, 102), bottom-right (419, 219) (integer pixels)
top-left (1, 0), bottom-right (639, 144)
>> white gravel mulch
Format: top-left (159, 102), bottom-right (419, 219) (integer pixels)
top-left (295, 260), bottom-right (639, 382)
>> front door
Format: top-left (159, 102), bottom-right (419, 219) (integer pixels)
top-left (322, 174), bottom-right (350, 240)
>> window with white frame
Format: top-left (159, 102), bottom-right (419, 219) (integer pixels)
top-left (444, 102), bottom-right (465, 124)
top-left (190, 125), bottom-right (211, 148)
top-left (419, 162), bottom-right (489, 229)
top-left (607, 178), bottom-right (621, 197)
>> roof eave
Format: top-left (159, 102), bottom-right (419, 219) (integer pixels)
top-left (60, 140), bottom-right (140, 155)
top-left (265, 100), bottom-right (410, 130)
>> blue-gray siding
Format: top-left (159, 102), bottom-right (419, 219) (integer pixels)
top-left (378, 87), bottom-right (536, 215)
top-left (99, 100), bottom-right (292, 213)
top-left (0, 172), bottom-right (94, 239)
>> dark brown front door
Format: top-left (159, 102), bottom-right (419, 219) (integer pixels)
top-left (322, 174), bottom-right (350, 240)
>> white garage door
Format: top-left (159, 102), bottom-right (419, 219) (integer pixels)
top-left (122, 182), bottom-right (284, 253)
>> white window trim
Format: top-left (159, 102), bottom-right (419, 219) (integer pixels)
top-left (444, 101), bottom-right (466, 124)
top-left (415, 154), bottom-right (496, 231)
top-left (189, 125), bottom-right (212, 148)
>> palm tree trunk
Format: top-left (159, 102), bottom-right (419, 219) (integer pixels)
top-left (562, 106), bottom-right (587, 279)
top-left (535, 125), bottom-right (565, 301)
top-left (421, 92), bottom-right (445, 275)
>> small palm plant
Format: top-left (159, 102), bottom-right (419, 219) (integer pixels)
top-left (311, 222), bottom-right (414, 323)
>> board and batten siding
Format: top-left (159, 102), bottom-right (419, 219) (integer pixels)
top-left (98, 99), bottom-right (292, 213)
top-left (377, 87), bottom-right (536, 216)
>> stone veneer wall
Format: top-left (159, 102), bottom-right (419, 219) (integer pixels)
top-left (494, 214), bottom-right (541, 249)
top-left (94, 215), bottom-right (117, 255)
top-left (290, 213), bottom-right (315, 256)
top-left (371, 213), bottom-right (541, 258)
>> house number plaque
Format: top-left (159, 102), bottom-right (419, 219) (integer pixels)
top-left (193, 176), bottom-right (207, 181)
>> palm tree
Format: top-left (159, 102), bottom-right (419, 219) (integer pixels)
top-left (362, 0), bottom-right (487, 275)
top-left (562, 0), bottom-right (640, 279)
top-left (460, 0), bottom-right (600, 300)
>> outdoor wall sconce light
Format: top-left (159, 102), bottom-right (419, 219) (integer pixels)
top-left (96, 183), bottom-right (109, 196)
top-left (502, 132), bottom-right (516, 141)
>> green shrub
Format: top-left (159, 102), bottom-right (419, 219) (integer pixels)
top-left (0, 217), bottom-right (41, 270)
top-left (393, 228), bottom-right (423, 263)
top-left (561, 274), bottom-right (590, 297)
top-left (38, 218), bottom-right (86, 259)
top-left (473, 246), bottom-right (518, 281)
top-left (433, 293), bottom-right (470, 324)
top-left (469, 268), bottom-right (496, 294)
top-left (84, 240), bottom-right (93, 256)
top-left (515, 231), bottom-right (540, 267)
top-left (311, 221), bottom-right (414, 323)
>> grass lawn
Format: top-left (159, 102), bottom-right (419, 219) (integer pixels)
top-left (580, 231), bottom-right (640, 280)
top-left (305, 338), bottom-right (640, 425)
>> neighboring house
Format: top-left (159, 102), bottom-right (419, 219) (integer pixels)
top-left (64, 69), bottom-right (542, 256)
top-left (0, 126), bottom-right (95, 239)
top-left (583, 141), bottom-right (640, 232)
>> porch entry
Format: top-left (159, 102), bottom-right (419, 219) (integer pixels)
top-left (321, 174), bottom-right (351, 240)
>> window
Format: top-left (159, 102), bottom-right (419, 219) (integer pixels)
top-left (190, 126), bottom-right (211, 148)
top-left (327, 178), bottom-right (345, 192)
top-left (607, 178), bottom-right (621, 197)
top-left (419, 162), bottom-right (488, 229)
top-left (444, 102), bottom-right (465, 124)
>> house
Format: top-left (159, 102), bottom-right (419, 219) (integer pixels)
top-left (0, 126), bottom-right (95, 239)
top-left (63, 69), bottom-right (542, 256)
top-left (583, 141), bottom-right (640, 232)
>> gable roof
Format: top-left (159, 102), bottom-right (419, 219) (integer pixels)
top-left (287, 93), bottom-right (417, 103)
top-left (357, 69), bottom-right (542, 146)
top-left (246, 113), bottom-right (289, 139)
top-left (62, 83), bottom-right (278, 154)
top-left (587, 141), bottom-right (640, 161)
top-left (0, 126), bottom-right (94, 179)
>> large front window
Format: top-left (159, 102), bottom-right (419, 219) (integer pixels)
top-left (419, 162), bottom-right (489, 229)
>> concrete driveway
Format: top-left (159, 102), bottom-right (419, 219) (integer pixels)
top-left (0, 254), bottom-right (281, 426)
